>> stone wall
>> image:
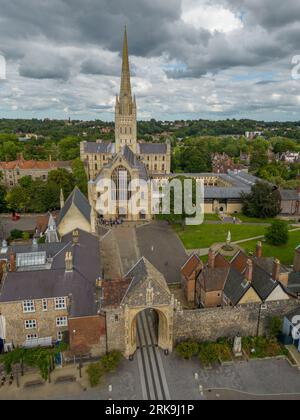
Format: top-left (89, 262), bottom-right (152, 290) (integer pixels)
top-left (106, 308), bottom-right (126, 353)
top-left (173, 300), bottom-right (300, 343)
top-left (0, 299), bottom-right (68, 346)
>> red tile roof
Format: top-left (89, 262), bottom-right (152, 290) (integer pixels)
top-left (181, 254), bottom-right (202, 278)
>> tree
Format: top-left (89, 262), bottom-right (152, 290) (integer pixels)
top-left (71, 158), bottom-right (88, 194)
top-left (6, 186), bottom-right (31, 212)
top-left (241, 182), bottom-right (281, 219)
top-left (0, 185), bottom-right (7, 213)
top-left (266, 220), bottom-right (289, 246)
top-left (58, 136), bottom-right (81, 160)
top-left (48, 168), bottom-right (75, 198)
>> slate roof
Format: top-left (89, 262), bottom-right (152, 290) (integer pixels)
top-left (57, 187), bottom-right (91, 226)
top-left (287, 272), bottom-right (300, 294)
top-left (83, 141), bottom-right (115, 154)
top-left (199, 267), bottom-right (229, 292)
top-left (204, 187), bottom-right (250, 199)
top-left (0, 242), bottom-right (67, 260)
top-left (223, 267), bottom-right (250, 305)
top-left (0, 230), bottom-right (101, 318)
top-left (124, 257), bottom-right (148, 295)
top-left (138, 143), bottom-right (167, 155)
top-left (285, 307), bottom-right (300, 323)
top-left (122, 146), bottom-right (148, 180)
top-left (280, 190), bottom-right (299, 201)
top-left (251, 264), bottom-right (278, 301)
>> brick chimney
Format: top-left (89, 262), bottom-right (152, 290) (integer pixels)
top-left (208, 249), bottom-right (216, 269)
top-left (245, 259), bottom-right (253, 283)
top-left (293, 246), bottom-right (300, 272)
top-left (9, 252), bottom-right (16, 272)
top-left (65, 251), bottom-right (73, 272)
top-left (272, 259), bottom-right (281, 282)
top-left (256, 241), bottom-right (263, 259)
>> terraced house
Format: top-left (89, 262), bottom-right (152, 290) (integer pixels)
top-left (0, 153), bottom-right (71, 188)
top-left (0, 190), bottom-right (105, 356)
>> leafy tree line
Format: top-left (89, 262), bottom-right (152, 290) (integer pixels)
top-left (0, 159), bottom-right (87, 213)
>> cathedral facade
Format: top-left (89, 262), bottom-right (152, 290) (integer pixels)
top-left (81, 29), bottom-right (171, 222)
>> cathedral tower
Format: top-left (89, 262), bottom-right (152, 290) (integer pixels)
top-left (115, 27), bottom-right (137, 154)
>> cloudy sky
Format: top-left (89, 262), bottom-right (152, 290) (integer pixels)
top-left (0, 0), bottom-right (300, 121)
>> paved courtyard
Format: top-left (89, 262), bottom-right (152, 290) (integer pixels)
top-left (2, 350), bottom-right (300, 400)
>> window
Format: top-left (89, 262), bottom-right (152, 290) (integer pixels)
top-left (26, 334), bottom-right (38, 341)
top-left (23, 300), bottom-right (35, 313)
top-left (25, 319), bottom-right (37, 330)
top-left (57, 331), bottom-right (64, 342)
top-left (56, 317), bottom-right (68, 327)
top-left (162, 164), bottom-right (165, 171)
top-left (55, 297), bottom-right (66, 310)
top-left (42, 299), bottom-right (48, 312)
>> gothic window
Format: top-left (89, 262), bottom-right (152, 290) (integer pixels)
top-left (111, 166), bottom-right (132, 201)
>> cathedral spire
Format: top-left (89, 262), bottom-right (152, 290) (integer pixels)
top-left (120, 26), bottom-right (132, 98)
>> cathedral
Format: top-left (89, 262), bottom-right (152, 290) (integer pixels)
top-left (81, 28), bottom-right (171, 222)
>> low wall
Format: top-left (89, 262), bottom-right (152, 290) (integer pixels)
top-left (174, 300), bottom-right (300, 343)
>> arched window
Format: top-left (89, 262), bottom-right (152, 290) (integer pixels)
top-left (111, 166), bottom-right (131, 201)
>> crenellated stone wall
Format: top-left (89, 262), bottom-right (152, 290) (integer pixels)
top-left (173, 300), bottom-right (300, 344)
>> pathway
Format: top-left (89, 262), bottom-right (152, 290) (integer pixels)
top-left (136, 310), bottom-right (171, 401)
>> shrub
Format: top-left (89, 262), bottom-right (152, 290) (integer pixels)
top-left (198, 343), bottom-right (219, 366)
top-left (176, 341), bottom-right (199, 360)
top-left (10, 229), bottom-right (23, 240)
top-left (22, 232), bottom-right (30, 241)
top-left (268, 317), bottom-right (282, 338)
top-left (86, 363), bottom-right (104, 388)
top-left (242, 336), bottom-right (287, 359)
top-left (265, 220), bottom-right (289, 246)
top-left (101, 351), bottom-right (123, 373)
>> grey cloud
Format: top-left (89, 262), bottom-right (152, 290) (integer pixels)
top-left (19, 52), bottom-right (71, 80)
top-left (0, 0), bottom-right (299, 120)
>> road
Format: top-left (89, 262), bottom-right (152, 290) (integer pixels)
top-left (136, 310), bottom-right (171, 401)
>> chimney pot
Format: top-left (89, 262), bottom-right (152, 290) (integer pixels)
top-left (208, 249), bottom-right (216, 269)
top-left (9, 252), bottom-right (16, 272)
top-left (256, 241), bottom-right (263, 258)
top-left (272, 259), bottom-right (281, 282)
top-left (246, 259), bottom-right (253, 283)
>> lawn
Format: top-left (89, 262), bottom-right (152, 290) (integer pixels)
top-left (242, 230), bottom-right (300, 265)
top-left (204, 214), bottom-right (221, 222)
top-left (234, 214), bottom-right (295, 225)
top-left (174, 223), bottom-right (267, 249)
